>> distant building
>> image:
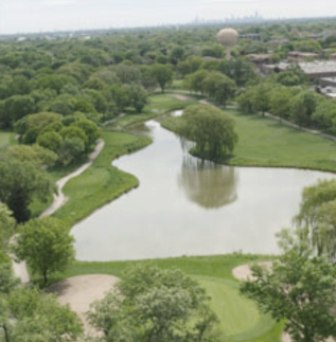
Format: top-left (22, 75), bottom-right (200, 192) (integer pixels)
top-left (299, 61), bottom-right (336, 79)
top-left (246, 53), bottom-right (272, 65)
top-left (262, 62), bottom-right (290, 74)
top-left (263, 60), bottom-right (336, 80)
top-left (288, 51), bottom-right (319, 61)
top-left (240, 33), bottom-right (261, 41)
top-left (319, 77), bottom-right (336, 87)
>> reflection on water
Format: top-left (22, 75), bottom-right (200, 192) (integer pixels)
top-left (72, 114), bottom-right (335, 261)
top-left (178, 155), bottom-right (238, 209)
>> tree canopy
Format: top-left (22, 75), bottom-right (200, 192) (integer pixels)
top-left (88, 266), bottom-right (219, 342)
top-left (181, 104), bottom-right (238, 161)
top-left (14, 217), bottom-right (74, 285)
top-left (241, 229), bottom-right (336, 342)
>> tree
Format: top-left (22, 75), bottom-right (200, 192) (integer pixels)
top-left (269, 86), bottom-right (298, 119)
top-left (150, 64), bottom-right (173, 93)
top-left (14, 218), bottom-right (74, 285)
top-left (15, 111), bottom-right (62, 144)
top-left (185, 70), bottom-right (208, 94)
top-left (127, 84), bottom-right (148, 113)
top-left (0, 203), bottom-right (15, 250)
top-left (290, 91), bottom-right (318, 126)
top-left (0, 158), bottom-right (52, 222)
top-left (0, 288), bottom-right (82, 341)
top-left (202, 72), bottom-right (236, 106)
top-left (88, 266), bottom-right (219, 342)
top-left (295, 179), bottom-right (336, 260)
top-left (181, 104), bottom-right (238, 161)
top-left (0, 95), bottom-right (36, 128)
top-left (3, 145), bottom-right (57, 168)
top-left (241, 229), bottom-right (336, 342)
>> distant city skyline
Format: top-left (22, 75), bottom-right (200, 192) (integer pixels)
top-left (0, 0), bottom-right (336, 34)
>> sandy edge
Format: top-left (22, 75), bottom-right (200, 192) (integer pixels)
top-left (48, 274), bottom-right (118, 336)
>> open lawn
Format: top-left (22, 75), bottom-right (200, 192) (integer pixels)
top-left (0, 131), bottom-right (12, 147)
top-left (163, 103), bottom-right (336, 173)
top-left (228, 110), bottom-right (336, 172)
top-left (60, 254), bottom-right (281, 342)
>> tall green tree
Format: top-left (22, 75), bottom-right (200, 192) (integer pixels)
top-left (241, 229), bottom-right (336, 342)
top-left (150, 64), bottom-right (173, 93)
top-left (0, 158), bottom-right (52, 222)
top-left (295, 179), bottom-right (336, 259)
top-left (0, 288), bottom-right (82, 342)
top-left (14, 218), bottom-right (74, 285)
top-left (181, 104), bottom-right (238, 161)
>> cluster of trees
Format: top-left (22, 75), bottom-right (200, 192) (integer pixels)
top-left (238, 81), bottom-right (336, 133)
top-left (241, 179), bottom-right (336, 342)
top-left (0, 204), bottom-right (82, 341)
top-left (15, 112), bottom-right (100, 166)
top-left (88, 266), bottom-right (219, 342)
top-left (185, 70), bottom-right (236, 106)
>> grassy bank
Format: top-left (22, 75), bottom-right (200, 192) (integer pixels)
top-left (30, 94), bottom-right (194, 219)
top-left (163, 106), bottom-right (336, 173)
top-left (53, 131), bottom-right (151, 226)
top-left (61, 254), bottom-right (281, 342)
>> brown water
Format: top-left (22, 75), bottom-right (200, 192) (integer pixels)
top-left (72, 115), bottom-right (334, 261)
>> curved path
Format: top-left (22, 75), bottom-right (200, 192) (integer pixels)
top-left (11, 139), bottom-right (105, 283)
top-left (48, 275), bottom-right (118, 336)
top-left (40, 139), bottom-right (105, 218)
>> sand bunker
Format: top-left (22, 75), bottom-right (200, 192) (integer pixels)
top-left (49, 274), bottom-right (118, 336)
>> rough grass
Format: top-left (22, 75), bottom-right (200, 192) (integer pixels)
top-left (59, 254), bottom-right (281, 342)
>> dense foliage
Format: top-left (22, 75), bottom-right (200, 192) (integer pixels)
top-left (88, 266), bottom-right (219, 342)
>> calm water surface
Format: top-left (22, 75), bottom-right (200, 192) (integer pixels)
top-left (72, 113), bottom-right (334, 261)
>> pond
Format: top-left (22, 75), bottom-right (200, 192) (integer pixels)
top-left (72, 112), bottom-right (335, 261)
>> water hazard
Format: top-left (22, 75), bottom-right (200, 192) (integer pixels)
top-left (72, 112), bottom-right (334, 261)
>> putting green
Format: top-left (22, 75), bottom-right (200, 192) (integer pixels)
top-left (197, 276), bottom-right (278, 341)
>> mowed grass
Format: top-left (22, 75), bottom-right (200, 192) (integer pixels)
top-left (0, 131), bottom-right (14, 147)
top-left (228, 110), bottom-right (336, 172)
top-left (60, 254), bottom-right (281, 342)
top-left (163, 104), bottom-right (336, 173)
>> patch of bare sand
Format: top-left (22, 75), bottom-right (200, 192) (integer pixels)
top-left (49, 274), bottom-right (118, 336)
top-left (232, 261), bottom-right (273, 282)
top-left (174, 94), bottom-right (191, 101)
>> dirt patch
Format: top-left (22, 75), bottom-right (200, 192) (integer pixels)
top-left (232, 261), bottom-right (273, 281)
top-left (49, 274), bottom-right (118, 336)
top-left (174, 94), bottom-right (191, 101)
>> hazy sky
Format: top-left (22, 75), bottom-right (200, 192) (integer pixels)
top-left (0, 0), bottom-right (336, 34)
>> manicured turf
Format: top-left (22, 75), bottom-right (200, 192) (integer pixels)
top-left (228, 110), bottom-right (336, 172)
top-left (163, 104), bottom-right (336, 173)
top-left (60, 254), bottom-right (281, 342)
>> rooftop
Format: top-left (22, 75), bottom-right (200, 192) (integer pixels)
top-left (299, 61), bottom-right (336, 75)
